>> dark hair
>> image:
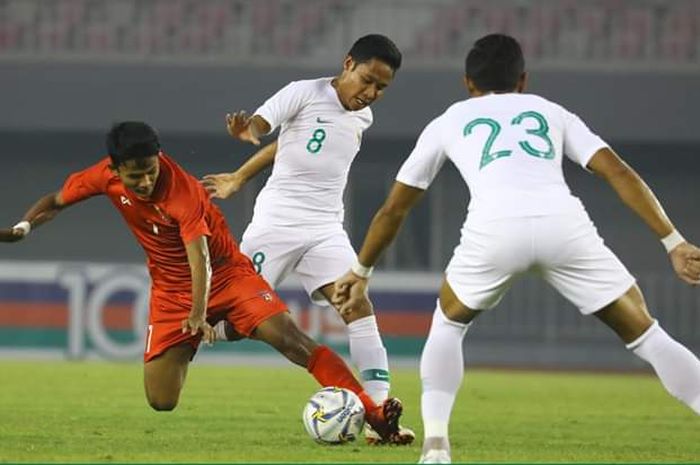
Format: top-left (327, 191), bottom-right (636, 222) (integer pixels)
top-left (106, 121), bottom-right (161, 166)
top-left (465, 34), bottom-right (524, 92)
top-left (348, 34), bottom-right (402, 72)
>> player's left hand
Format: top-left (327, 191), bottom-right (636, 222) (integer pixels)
top-left (181, 314), bottom-right (216, 345)
top-left (332, 271), bottom-right (357, 304)
top-left (201, 172), bottom-right (245, 199)
top-left (332, 271), bottom-right (369, 316)
top-left (225, 111), bottom-right (260, 145)
top-left (669, 242), bottom-right (700, 286)
top-left (0, 227), bottom-right (27, 243)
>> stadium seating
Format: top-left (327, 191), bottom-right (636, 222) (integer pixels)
top-left (0, 0), bottom-right (697, 69)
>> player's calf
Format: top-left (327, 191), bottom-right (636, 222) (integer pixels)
top-left (627, 320), bottom-right (700, 414)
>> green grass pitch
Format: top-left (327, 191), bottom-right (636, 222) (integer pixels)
top-left (0, 360), bottom-right (697, 463)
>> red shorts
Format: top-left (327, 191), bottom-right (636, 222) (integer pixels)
top-left (144, 273), bottom-right (287, 362)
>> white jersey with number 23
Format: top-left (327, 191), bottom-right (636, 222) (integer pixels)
top-left (397, 93), bottom-right (607, 223)
top-left (396, 93), bottom-right (635, 314)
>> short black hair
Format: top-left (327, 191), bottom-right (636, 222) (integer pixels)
top-left (106, 121), bottom-right (161, 167)
top-left (348, 34), bottom-right (402, 72)
top-left (465, 34), bottom-right (524, 92)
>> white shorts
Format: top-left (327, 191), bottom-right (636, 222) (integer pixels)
top-left (446, 214), bottom-right (636, 315)
top-left (240, 223), bottom-right (356, 305)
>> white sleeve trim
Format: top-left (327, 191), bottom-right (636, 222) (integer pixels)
top-left (253, 80), bottom-right (310, 133)
top-left (394, 116), bottom-right (447, 190)
top-left (253, 108), bottom-right (276, 135)
top-left (578, 141), bottom-right (610, 172)
top-left (395, 173), bottom-right (432, 190)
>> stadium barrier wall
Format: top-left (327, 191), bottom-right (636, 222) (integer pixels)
top-left (1, 260), bottom-right (698, 370)
top-left (0, 260), bottom-right (440, 362)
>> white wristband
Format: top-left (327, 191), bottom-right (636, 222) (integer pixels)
top-left (12, 220), bottom-right (31, 236)
top-left (351, 261), bottom-right (374, 279)
top-left (661, 230), bottom-right (685, 253)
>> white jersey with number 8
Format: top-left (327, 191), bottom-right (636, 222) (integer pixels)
top-left (252, 77), bottom-right (372, 227)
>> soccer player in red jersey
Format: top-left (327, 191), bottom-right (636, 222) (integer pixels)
top-left (0, 121), bottom-right (408, 443)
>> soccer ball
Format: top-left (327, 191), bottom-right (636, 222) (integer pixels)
top-left (302, 387), bottom-right (365, 444)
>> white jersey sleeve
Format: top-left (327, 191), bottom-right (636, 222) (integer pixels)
top-left (396, 116), bottom-right (448, 190)
top-left (562, 109), bottom-right (609, 169)
top-left (254, 81), bottom-right (311, 132)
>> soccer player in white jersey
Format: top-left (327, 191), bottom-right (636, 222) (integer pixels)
top-left (332, 34), bottom-right (700, 463)
top-left (201, 34), bottom-right (414, 445)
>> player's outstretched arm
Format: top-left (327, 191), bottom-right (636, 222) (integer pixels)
top-left (0, 228), bottom-right (25, 242)
top-left (182, 236), bottom-right (216, 343)
top-left (333, 182), bottom-right (425, 313)
top-left (0, 191), bottom-right (66, 243)
top-left (588, 148), bottom-right (700, 285)
top-left (201, 141), bottom-right (278, 199)
top-left (225, 112), bottom-right (271, 146)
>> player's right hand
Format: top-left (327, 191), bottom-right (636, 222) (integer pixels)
top-left (669, 242), bottom-right (700, 286)
top-left (201, 172), bottom-right (245, 199)
top-left (0, 227), bottom-right (27, 243)
top-left (332, 271), bottom-right (369, 316)
top-left (225, 111), bottom-right (261, 145)
top-left (182, 315), bottom-right (216, 345)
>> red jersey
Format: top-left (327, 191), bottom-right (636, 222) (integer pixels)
top-left (61, 154), bottom-right (254, 294)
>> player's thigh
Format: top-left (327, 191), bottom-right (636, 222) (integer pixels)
top-left (146, 293), bottom-right (202, 363)
top-left (593, 284), bottom-right (654, 344)
top-left (296, 227), bottom-right (357, 306)
top-left (240, 224), bottom-right (304, 287)
top-left (211, 273), bottom-right (289, 340)
top-left (540, 215), bottom-right (636, 316)
top-left (438, 279), bottom-right (482, 325)
top-left (143, 343), bottom-right (195, 411)
top-left (445, 218), bottom-right (529, 312)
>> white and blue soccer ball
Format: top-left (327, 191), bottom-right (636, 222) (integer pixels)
top-left (302, 387), bottom-right (365, 444)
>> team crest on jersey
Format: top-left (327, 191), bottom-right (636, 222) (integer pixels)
top-left (258, 291), bottom-right (273, 302)
top-left (120, 195), bottom-right (132, 206)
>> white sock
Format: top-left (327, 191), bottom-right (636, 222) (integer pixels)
top-left (627, 320), bottom-right (700, 414)
top-left (420, 301), bottom-right (471, 439)
top-left (213, 320), bottom-right (228, 341)
top-left (347, 315), bottom-right (390, 404)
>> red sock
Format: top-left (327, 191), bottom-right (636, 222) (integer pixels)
top-left (307, 345), bottom-right (377, 412)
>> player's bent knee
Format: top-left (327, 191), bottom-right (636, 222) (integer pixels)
top-left (147, 395), bottom-right (179, 412)
top-left (439, 297), bottom-right (478, 325)
top-left (438, 281), bottom-right (480, 324)
top-left (149, 401), bottom-right (177, 412)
